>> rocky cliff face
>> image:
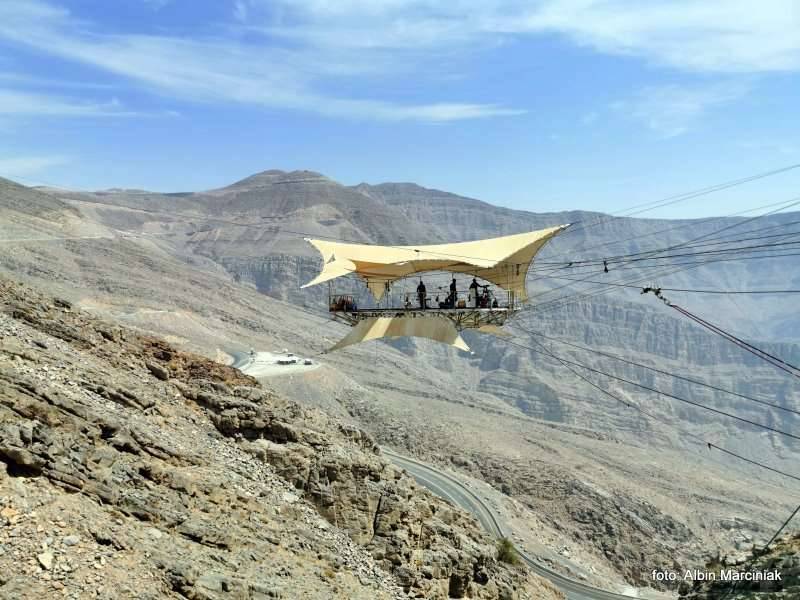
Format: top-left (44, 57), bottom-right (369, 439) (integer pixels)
top-left (472, 298), bottom-right (800, 462)
top-left (0, 277), bottom-right (561, 600)
top-left (6, 172), bottom-right (799, 592)
top-left (679, 534), bottom-right (800, 599)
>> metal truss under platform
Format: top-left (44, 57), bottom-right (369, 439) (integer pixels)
top-left (330, 307), bottom-right (515, 330)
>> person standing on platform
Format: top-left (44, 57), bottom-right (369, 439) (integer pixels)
top-left (469, 278), bottom-right (479, 308)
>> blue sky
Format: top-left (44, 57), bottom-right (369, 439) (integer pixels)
top-left (0, 0), bottom-right (799, 218)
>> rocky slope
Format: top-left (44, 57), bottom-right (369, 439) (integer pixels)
top-left (43, 171), bottom-right (800, 340)
top-left (0, 277), bottom-right (561, 600)
top-left (679, 534), bottom-right (800, 599)
top-left (29, 171), bottom-right (800, 467)
top-left (4, 172), bottom-right (798, 591)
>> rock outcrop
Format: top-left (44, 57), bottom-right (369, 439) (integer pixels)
top-left (680, 534), bottom-right (800, 599)
top-left (0, 277), bottom-right (561, 600)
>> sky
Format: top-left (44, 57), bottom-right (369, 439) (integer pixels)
top-left (0, 0), bottom-right (799, 218)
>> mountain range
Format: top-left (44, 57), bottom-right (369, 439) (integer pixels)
top-left (2, 170), bottom-right (798, 596)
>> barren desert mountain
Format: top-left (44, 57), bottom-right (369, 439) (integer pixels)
top-left (1, 171), bottom-right (798, 596)
top-left (0, 278), bottom-right (560, 599)
top-left (2, 179), bottom-right (76, 217)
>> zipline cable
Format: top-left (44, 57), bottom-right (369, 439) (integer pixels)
top-left (531, 276), bottom-right (800, 295)
top-left (535, 196), bottom-right (800, 268)
top-left (498, 335), bottom-right (800, 484)
top-left (510, 326), bottom-right (800, 417)
top-left (544, 163), bottom-right (800, 240)
top-left (525, 196), bottom-right (800, 305)
top-left (665, 303), bottom-right (800, 380)
top-left (499, 338), bottom-right (800, 442)
top-left (719, 501), bottom-right (800, 599)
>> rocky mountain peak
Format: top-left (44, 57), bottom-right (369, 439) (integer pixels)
top-left (0, 177), bottom-right (77, 217)
top-left (223, 169), bottom-right (333, 190)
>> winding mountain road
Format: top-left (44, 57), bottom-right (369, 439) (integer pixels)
top-left (383, 449), bottom-right (640, 600)
top-left (231, 351), bottom-right (639, 599)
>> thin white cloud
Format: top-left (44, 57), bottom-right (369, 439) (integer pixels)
top-left (1, 0), bottom-right (794, 125)
top-left (0, 1), bottom-right (522, 122)
top-left (736, 139), bottom-right (798, 157)
top-left (264, 0), bottom-right (800, 73)
top-left (0, 155), bottom-right (70, 176)
top-left (613, 82), bottom-right (750, 138)
top-left (521, 0), bottom-right (800, 73)
top-left (0, 88), bottom-right (171, 118)
top-left (0, 72), bottom-right (116, 90)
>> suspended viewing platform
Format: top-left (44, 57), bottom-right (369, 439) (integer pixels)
top-left (301, 225), bottom-right (569, 352)
top-left (327, 288), bottom-right (515, 329)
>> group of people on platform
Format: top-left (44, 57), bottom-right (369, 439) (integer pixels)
top-left (331, 295), bottom-right (357, 312)
top-left (331, 280), bottom-right (501, 313)
top-left (415, 277), bottom-right (499, 310)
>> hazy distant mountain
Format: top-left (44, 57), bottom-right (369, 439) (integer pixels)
top-left (2, 172), bottom-right (798, 590)
top-left (24, 170), bottom-right (800, 450)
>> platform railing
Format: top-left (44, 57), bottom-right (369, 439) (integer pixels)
top-left (329, 294), bottom-right (358, 312)
top-left (329, 288), bottom-right (513, 313)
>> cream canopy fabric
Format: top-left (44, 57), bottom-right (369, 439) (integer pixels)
top-left (302, 225), bottom-right (569, 301)
top-left (328, 316), bottom-right (469, 352)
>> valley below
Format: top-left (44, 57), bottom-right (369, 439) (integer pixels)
top-left (1, 171), bottom-right (799, 599)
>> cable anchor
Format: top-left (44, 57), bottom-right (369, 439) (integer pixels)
top-left (641, 286), bottom-right (671, 305)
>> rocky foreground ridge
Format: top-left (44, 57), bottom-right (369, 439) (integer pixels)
top-left (680, 534), bottom-right (800, 599)
top-left (0, 277), bottom-right (561, 599)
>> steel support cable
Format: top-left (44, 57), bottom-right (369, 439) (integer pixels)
top-left (528, 198), bottom-right (800, 300)
top-left (540, 197), bottom-right (800, 259)
top-left (719, 502), bottom-right (800, 599)
top-left (669, 304), bottom-right (800, 380)
top-left (528, 254), bottom-right (715, 304)
top-left (547, 163), bottom-right (800, 240)
top-left (610, 238), bottom-right (800, 265)
top-left (524, 224), bottom-right (800, 277)
top-left (527, 220), bottom-right (800, 303)
top-left (500, 335), bottom-right (800, 484)
top-left (535, 197), bottom-right (800, 268)
top-left (530, 237), bottom-right (800, 299)
top-left (528, 275), bottom-right (800, 295)
top-left (528, 250), bottom-right (800, 316)
top-left (531, 227), bottom-right (800, 299)
top-left (673, 306), bottom-right (800, 377)
top-left (663, 218), bottom-right (800, 249)
top-left (546, 223), bottom-right (800, 270)
top-left (536, 249), bottom-right (800, 292)
top-left (528, 257), bottom-right (725, 312)
top-left (538, 250), bottom-right (800, 278)
top-left (530, 245), bottom-right (800, 280)
top-left (510, 326), bottom-right (800, 417)
top-left (502, 339), bottom-right (800, 441)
